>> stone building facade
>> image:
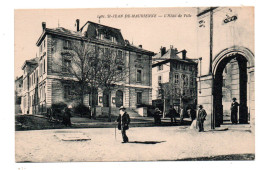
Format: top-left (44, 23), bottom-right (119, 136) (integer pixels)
top-left (152, 46), bottom-right (197, 115)
top-left (196, 7), bottom-right (254, 129)
top-left (20, 20), bottom-right (154, 115)
top-left (15, 76), bottom-right (23, 114)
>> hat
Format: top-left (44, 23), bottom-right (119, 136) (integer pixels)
top-left (119, 106), bottom-right (126, 110)
top-left (199, 105), bottom-right (203, 108)
top-left (232, 97), bottom-right (237, 100)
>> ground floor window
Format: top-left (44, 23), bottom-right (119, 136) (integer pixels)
top-left (137, 92), bottom-right (142, 105)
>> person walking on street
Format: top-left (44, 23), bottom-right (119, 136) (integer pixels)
top-left (116, 106), bottom-right (131, 143)
top-left (168, 105), bottom-right (177, 124)
top-left (197, 105), bottom-right (207, 132)
top-left (154, 108), bottom-right (162, 125)
top-left (231, 97), bottom-right (239, 124)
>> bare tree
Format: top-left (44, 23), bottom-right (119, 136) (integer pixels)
top-left (60, 40), bottom-right (95, 112)
top-left (158, 74), bottom-right (188, 116)
top-left (95, 48), bottom-right (129, 122)
top-left (60, 40), bottom-right (129, 121)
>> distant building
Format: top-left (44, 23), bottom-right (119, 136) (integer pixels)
top-left (20, 20), bottom-right (154, 115)
top-left (15, 76), bottom-right (23, 114)
top-left (152, 46), bottom-right (197, 114)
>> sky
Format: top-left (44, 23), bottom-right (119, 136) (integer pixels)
top-left (14, 7), bottom-right (198, 78)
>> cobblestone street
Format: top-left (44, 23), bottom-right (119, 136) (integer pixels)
top-left (15, 125), bottom-right (254, 162)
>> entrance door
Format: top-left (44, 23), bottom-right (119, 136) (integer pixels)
top-left (103, 90), bottom-right (109, 107)
top-left (115, 90), bottom-right (123, 107)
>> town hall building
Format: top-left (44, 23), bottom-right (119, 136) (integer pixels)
top-left (20, 20), bottom-right (154, 116)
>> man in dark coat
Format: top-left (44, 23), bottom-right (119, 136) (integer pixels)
top-left (231, 97), bottom-right (239, 124)
top-left (116, 106), bottom-right (131, 143)
top-left (63, 106), bottom-right (72, 127)
top-left (197, 105), bottom-right (207, 132)
top-left (168, 105), bottom-right (177, 124)
top-left (154, 108), bottom-right (162, 125)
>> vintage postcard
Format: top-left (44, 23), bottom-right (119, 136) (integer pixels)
top-left (14, 6), bottom-right (255, 164)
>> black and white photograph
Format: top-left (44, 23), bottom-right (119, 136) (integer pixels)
top-left (8, 1), bottom-right (258, 168)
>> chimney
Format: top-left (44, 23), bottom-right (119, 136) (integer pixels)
top-left (182, 50), bottom-right (187, 60)
top-left (160, 47), bottom-right (166, 56)
top-left (138, 45), bottom-right (142, 48)
top-left (76, 19), bottom-right (80, 31)
top-left (42, 22), bottom-right (46, 31)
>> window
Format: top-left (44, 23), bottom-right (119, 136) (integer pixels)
top-left (104, 48), bottom-right (109, 55)
top-left (43, 39), bottom-right (46, 49)
top-left (190, 89), bottom-right (193, 96)
top-left (183, 65), bottom-right (186, 70)
top-left (64, 40), bottom-right (71, 49)
top-left (175, 74), bottom-right (179, 84)
top-left (39, 63), bottom-right (42, 76)
top-left (64, 86), bottom-right (71, 99)
top-left (137, 92), bottom-right (142, 105)
top-left (136, 70), bottom-right (142, 82)
top-left (158, 76), bottom-right (162, 84)
top-left (117, 66), bottom-right (122, 71)
top-left (36, 70), bottom-right (38, 83)
top-left (189, 66), bottom-right (193, 71)
top-left (158, 65), bottom-right (163, 71)
top-left (190, 77), bottom-right (194, 86)
top-left (63, 59), bottom-right (71, 72)
top-left (223, 79), bottom-right (226, 87)
top-left (181, 74), bottom-right (188, 86)
top-left (33, 72), bottom-right (35, 84)
top-left (43, 59), bottom-right (45, 73)
top-left (137, 54), bottom-right (141, 61)
top-left (40, 44), bottom-right (42, 53)
top-left (29, 95), bottom-right (31, 107)
top-left (116, 50), bottom-right (123, 64)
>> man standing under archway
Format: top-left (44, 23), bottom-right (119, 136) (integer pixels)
top-left (231, 97), bottom-right (239, 124)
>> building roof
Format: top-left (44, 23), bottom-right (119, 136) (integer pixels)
top-left (152, 48), bottom-right (196, 67)
top-left (36, 21), bottom-right (154, 56)
top-left (81, 21), bottom-right (126, 46)
top-left (15, 75), bottom-right (23, 82)
top-left (21, 57), bottom-right (39, 70)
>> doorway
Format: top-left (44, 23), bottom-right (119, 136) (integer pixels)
top-left (213, 54), bottom-right (248, 127)
top-left (115, 90), bottom-right (123, 108)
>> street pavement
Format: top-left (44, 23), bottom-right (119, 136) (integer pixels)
top-left (15, 124), bottom-right (254, 162)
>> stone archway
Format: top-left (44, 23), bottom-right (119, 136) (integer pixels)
top-left (212, 46), bottom-right (254, 127)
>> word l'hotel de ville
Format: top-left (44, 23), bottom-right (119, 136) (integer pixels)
top-left (15, 7), bottom-right (254, 132)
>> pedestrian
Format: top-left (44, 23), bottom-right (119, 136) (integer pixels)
top-left (116, 106), bottom-right (131, 143)
top-left (63, 105), bottom-right (72, 127)
top-left (179, 107), bottom-right (184, 125)
top-left (154, 108), bottom-right (162, 125)
top-left (168, 105), bottom-right (177, 124)
top-left (197, 105), bottom-right (207, 132)
top-left (189, 107), bottom-right (197, 130)
top-left (190, 107), bottom-right (196, 122)
top-left (231, 97), bottom-right (239, 124)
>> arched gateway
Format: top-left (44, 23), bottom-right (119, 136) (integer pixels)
top-left (212, 46), bottom-right (254, 127)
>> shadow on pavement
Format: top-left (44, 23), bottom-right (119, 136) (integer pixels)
top-left (128, 141), bottom-right (166, 144)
